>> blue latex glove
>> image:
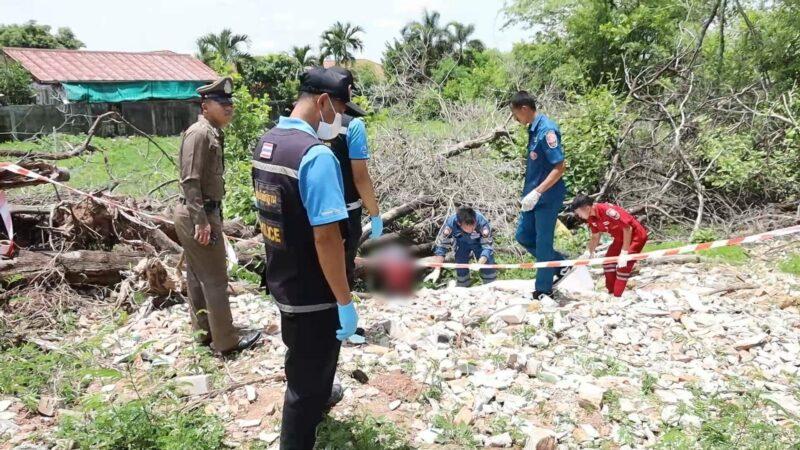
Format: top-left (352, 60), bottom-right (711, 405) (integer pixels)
top-left (370, 216), bottom-right (383, 239)
top-left (336, 300), bottom-right (359, 341)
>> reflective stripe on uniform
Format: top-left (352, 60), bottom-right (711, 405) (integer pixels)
top-left (346, 199), bottom-right (363, 211)
top-left (252, 160), bottom-right (298, 179)
top-left (273, 301), bottom-right (336, 313)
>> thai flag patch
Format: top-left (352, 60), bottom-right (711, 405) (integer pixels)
top-left (260, 142), bottom-right (275, 160)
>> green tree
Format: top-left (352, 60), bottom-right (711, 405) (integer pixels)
top-left (320, 22), bottom-right (365, 65)
top-left (239, 54), bottom-right (300, 103)
top-left (196, 29), bottom-right (251, 73)
top-left (399, 10), bottom-right (452, 75)
top-left (0, 21), bottom-right (83, 49)
top-left (0, 62), bottom-right (34, 105)
top-left (289, 45), bottom-right (317, 68)
top-left (447, 22), bottom-right (484, 60)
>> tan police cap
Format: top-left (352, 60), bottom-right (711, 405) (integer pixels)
top-left (197, 77), bottom-right (234, 104)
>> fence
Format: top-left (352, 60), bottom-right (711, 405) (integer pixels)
top-left (0, 100), bottom-right (202, 141)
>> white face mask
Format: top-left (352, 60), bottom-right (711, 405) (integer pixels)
top-left (316, 97), bottom-right (342, 140)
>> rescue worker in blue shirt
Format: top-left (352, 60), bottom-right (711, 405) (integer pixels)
top-left (323, 67), bottom-right (383, 287)
top-left (510, 91), bottom-right (569, 300)
top-left (432, 206), bottom-right (497, 287)
top-left (251, 68), bottom-right (359, 450)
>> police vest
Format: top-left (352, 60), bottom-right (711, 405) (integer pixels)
top-left (326, 115), bottom-right (361, 206)
top-left (251, 127), bottom-right (348, 312)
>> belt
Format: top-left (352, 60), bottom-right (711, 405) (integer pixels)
top-left (346, 199), bottom-right (363, 211)
top-left (180, 198), bottom-right (222, 210)
top-left (273, 301), bottom-right (337, 313)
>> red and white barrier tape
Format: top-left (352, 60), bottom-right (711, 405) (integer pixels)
top-left (0, 162), bottom-right (241, 265)
top-left (0, 161), bottom-right (172, 227)
top-left (414, 224), bottom-right (800, 271)
top-left (6, 161), bottom-right (798, 271)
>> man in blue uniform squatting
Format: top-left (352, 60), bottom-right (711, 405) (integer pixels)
top-left (323, 67), bottom-right (383, 286)
top-left (251, 67), bottom-right (359, 450)
top-left (431, 206), bottom-right (497, 287)
top-left (510, 91), bottom-right (569, 300)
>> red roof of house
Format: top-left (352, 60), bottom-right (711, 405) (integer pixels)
top-left (2, 48), bottom-right (218, 83)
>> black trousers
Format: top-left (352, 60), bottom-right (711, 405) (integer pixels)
top-left (279, 308), bottom-right (341, 450)
top-left (344, 207), bottom-right (363, 289)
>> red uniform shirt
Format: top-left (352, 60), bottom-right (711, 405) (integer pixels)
top-left (587, 203), bottom-right (647, 242)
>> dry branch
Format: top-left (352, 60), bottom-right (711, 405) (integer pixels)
top-left (0, 249), bottom-right (147, 286)
top-left (0, 161), bottom-right (70, 189)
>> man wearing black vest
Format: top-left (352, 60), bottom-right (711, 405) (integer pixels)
top-left (324, 67), bottom-right (383, 287)
top-left (251, 67), bottom-right (359, 449)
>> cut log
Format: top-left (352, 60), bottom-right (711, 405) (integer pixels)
top-left (0, 249), bottom-right (147, 286)
top-left (359, 196), bottom-right (438, 244)
top-left (436, 126), bottom-right (511, 159)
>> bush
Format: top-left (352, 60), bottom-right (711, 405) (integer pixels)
top-left (226, 84), bottom-right (272, 161)
top-left (315, 414), bottom-right (412, 450)
top-left (0, 342), bottom-right (112, 411)
top-left (438, 51), bottom-right (512, 102)
top-left (412, 88), bottom-right (444, 121)
top-left (58, 399), bottom-right (225, 450)
top-left (559, 86), bottom-right (623, 194)
top-left (239, 54), bottom-right (300, 104)
top-left (0, 62), bottom-right (35, 105)
top-left (224, 159), bottom-right (256, 224)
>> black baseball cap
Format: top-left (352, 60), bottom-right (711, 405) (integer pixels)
top-left (299, 67), bottom-right (367, 117)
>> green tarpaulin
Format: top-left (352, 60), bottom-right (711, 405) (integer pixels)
top-left (63, 81), bottom-right (207, 103)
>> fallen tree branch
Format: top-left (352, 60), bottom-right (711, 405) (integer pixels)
top-left (0, 249), bottom-right (148, 286)
top-left (359, 195), bottom-right (438, 245)
top-left (0, 161), bottom-right (70, 189)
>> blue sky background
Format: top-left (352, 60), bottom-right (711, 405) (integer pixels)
top-left (0, 0), bottom-right (530, 61)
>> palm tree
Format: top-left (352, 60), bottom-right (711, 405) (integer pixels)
top-left (320, 22), bottom-right (365, 66)
top-left (447, 22), bottom-right (484, 59)
top-left (196, 29), bottom-right (251, 72)
top-left (290, 45), bottom-right (317, 68)
top-left (400, 10), bottom-right (453, 75)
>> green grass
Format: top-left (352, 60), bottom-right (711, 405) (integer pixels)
top-left (779, 253), bottom-right (800, 276)
top-left (654, 391), bottom-right (800, 449)
top-left (315, 414), bottom-right (412, 450)
top-left (430, 413), bottom-right (479, 448)
top-left (0, 134), bottom-right (181, 199)
top-left (0, 342), bottom-right (117, 411)
top-left (58, 398), bottom-right (225, 450)
top-left (643, 240), bottom-right (750, 265)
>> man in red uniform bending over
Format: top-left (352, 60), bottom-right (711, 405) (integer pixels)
top-left (571, 195), bottom-right (648, 297)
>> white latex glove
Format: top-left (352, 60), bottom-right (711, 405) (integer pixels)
top-left (617, 250), bottom-right (629, 268)
top-left (423, 268), bottom-right (442, 283)
top-left (520, 189), bottom-right (541, 211)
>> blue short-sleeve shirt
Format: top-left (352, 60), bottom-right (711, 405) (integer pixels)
top-left (346, 118), bottom-right (369, 160)
top-left (275, 116), bottom-right (348, 226)
top-left (523, 113), bottom-right (567, 205)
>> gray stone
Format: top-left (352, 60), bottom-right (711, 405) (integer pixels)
top-left (523, 426), bottom-right (556, 450)
top-left (578, 383), bottom-right (606, 410)
top-left (487, 432), bottom-right (513, 447)
top-left (175, 374), bottom-right (211, 396)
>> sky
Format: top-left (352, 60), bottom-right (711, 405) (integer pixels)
top-left (0, 0), bottom-right (530, 62)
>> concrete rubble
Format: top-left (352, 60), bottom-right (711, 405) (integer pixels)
top-left (4, 243), bottom-right (800, 448)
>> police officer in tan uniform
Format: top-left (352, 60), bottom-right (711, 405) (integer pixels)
top-left (174, 77), bottom-right (261, 355)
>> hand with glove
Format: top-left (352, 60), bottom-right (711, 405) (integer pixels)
top-left (370, 216), bottom-right (383, 239)
top-left (616, 250), bottom-right (629, 269)
top-left (336, 294), bottom-right (359, 341)
top-left (520, 189), bottom-right (542, 211)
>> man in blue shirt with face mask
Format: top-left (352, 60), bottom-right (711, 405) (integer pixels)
top-left (252, 67), bottom-right (360, 449)
top-left (510, 91), bottom-right (569, 300)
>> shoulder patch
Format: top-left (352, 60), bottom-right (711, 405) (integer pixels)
top-left (546, 131), bottom-right (558, 149)
top-left (443, 226), bottom-right (452, 237)
top-left (259, 141), bottom-right (275, 160)
top-left (606, 208), bottom-right (620, 220)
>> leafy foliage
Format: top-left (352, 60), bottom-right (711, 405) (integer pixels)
top-left (240, 54), bottom-right (300, 104)
top-left (320, 21), bottom-right (365, 65)
top-left (196, 28), bottom-right (251, 73)
top-left (315, 414), bottom-right (412, 450)
top-left (58, 399), bottom-right (225, 450)
top-left (225, 84), bottom-right (271, 161)
top-left (0, 61), bottom-right (35, 105)
top-left (0, 21), bottom-right (83, 49)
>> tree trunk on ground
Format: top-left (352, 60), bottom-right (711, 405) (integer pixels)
top-left (0, 250), bottom-right (147, 286)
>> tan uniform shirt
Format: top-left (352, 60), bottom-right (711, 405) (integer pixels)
top-left (179, 115), bottom-right (226, 226)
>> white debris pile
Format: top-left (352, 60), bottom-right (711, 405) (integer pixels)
top-left (3, 247), bottom-right (799, 449)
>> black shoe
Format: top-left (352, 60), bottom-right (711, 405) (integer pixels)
top-left (221, 330), bottom-right (262, 355)
top-left (325, 382), bottom-right (344, 410)
top-left (532, 290), bottom-right (554, 301)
